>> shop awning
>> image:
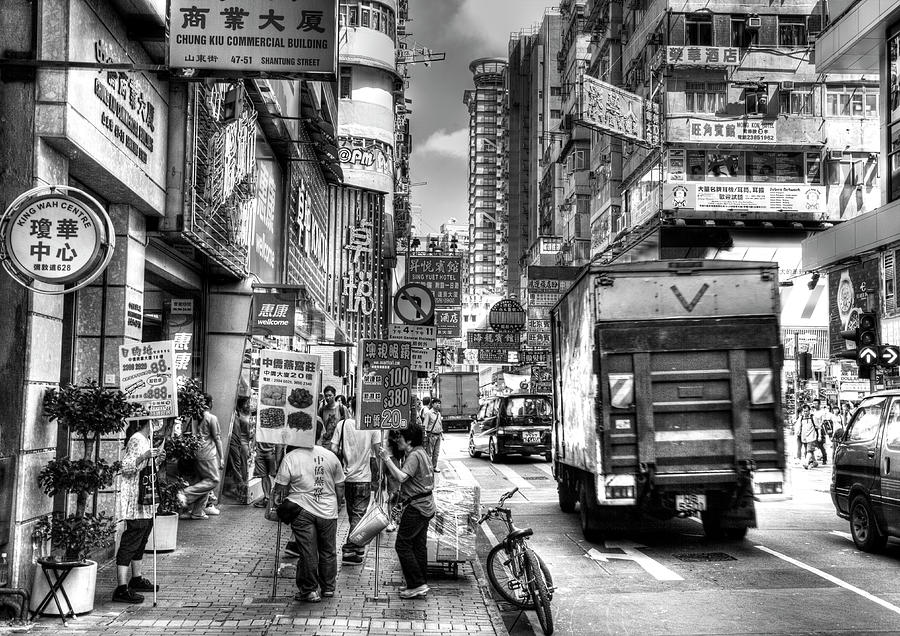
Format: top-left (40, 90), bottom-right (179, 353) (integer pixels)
top-left (802, 200), bottom-right (900, 271)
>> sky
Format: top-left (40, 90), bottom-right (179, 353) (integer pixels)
top-left (405, 0), bottom-right (553, 234)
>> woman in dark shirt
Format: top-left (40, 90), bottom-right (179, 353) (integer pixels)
top-left (378, 426), bottom-right (435, 599)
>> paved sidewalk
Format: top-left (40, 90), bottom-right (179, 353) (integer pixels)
top-left (21, 475), bottom-right (505, 635)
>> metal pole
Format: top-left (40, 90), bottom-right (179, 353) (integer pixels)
top-left (793, 333), bottom-right (800, 410)
top-left (149, 420), bottom-right (158, 607)
top-left (373, 429), bottom-right (385, 599)
top-left (272, 516), bottom-right (282, 599)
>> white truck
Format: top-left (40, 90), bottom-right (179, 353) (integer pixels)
top-left (434, 371), bottom-right (480, 432)
top-left (550, 260), bottom-right (787, 541)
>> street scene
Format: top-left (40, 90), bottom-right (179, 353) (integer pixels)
top-left (3, 0), bottom-right (900, 634)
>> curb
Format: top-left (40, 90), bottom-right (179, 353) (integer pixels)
top-left (469, 551), bottom-right (510, 636)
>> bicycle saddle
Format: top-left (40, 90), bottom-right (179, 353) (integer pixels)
top-left (507, 527), bottom-right (534, 541)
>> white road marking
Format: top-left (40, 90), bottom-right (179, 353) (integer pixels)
top-left (756, 545), bottom-right (900, 616)
top-left (586, 541), bottom-right (684, 581)
top-left (450, 460), bottom-right (477, 485)
top-left (480, 516), bottom-right (500, 548)
top-left (535, 462), bottom-right (554, 476)
top-left (492, 463), bottom-right (534, 490)
top-left (830, 530), bottom-right (853, 542)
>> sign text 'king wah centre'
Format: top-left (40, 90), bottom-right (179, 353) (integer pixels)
top-left (168, 0), bottom-right (337, 76)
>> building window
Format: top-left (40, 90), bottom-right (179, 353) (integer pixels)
top-left (339, 66), bottom-right (352, 99)
top-left (778, 17), bottom-right (807, 46)
top-left (779, 84), bottom-right (815, 115)
top-left (550, 86), bottom-right (562, 96)
top-left (685, 81), bottom-right (725, 114)
top-left (685, 15), bottom-right (713, 46)
top-left (731, 17), bottom-right (758, 48)
top-left (826, 85), bottom-right (878, 117)
top-left (348, 5), bottom-right (358, 26)
top-left (550, 109), bottom-right (562, 119)
top-left (360, 2), bottom-right (370, 27)
top-left (745, 88), bottom-right (769, 115)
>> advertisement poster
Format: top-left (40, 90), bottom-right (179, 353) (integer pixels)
top-left (357, 339), bottom-right (412, 430)
top-left (407, 256), bottom-right (463, 306)
top-left (256, 350), bottom-right (320, 448)
top-left (251, 291), bottom-right (297, 337)
top-left (435, 308), bottom-right (462, 338)
top-left (118, 341), bottom-right (178, 419)
top-left (829, 259), bottom-right (880, 357)
top-left (165, 299), bottom-right (195, 380)
top-left (664, 183), bottom-right (826, 213)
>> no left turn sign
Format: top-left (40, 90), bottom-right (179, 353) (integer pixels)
top-left (394, 283), bottom-right (435, 325)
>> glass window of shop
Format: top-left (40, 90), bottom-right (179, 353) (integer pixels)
top-left (142, 275), bottom-right (202, 382)
top-left (889, 29), bottom-right (900, 202)
top-left (685, 150), bottom-right (820, 184)
top-left (340, 1), bottom-right (396, 41)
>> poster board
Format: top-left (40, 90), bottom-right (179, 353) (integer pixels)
top-left (256, 349), bottom-right (321, 447)
top-left (356, 339), bottom-right (411, 430)
top-left (118, 340), bottom-right (178, 419)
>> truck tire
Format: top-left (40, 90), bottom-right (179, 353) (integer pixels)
top-left (558, 479), bottom-right (577, 514)
top-left (579, 476), bottom-right (603, 543)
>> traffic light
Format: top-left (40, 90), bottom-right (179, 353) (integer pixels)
top-left (333, 350), bottom-right (346, 377)
top-left (839, 311), bottom-right (879, 379)
top-left (798, 351), bottom-right (812, 380)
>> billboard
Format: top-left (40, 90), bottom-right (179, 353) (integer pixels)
top-left (664, 182), bottom-right (826, 214)
top-left (579, 75), bottom-right (659, 146)
top-left (665, 46), bottom-right (740, 67)
top-left (688, 119), bottom-right (777, 144)
top-left (407, 255), bottom-right (463, 306)
top-left (829, 259), bottom-right (880, 357)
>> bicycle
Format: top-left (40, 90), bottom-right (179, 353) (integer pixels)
top-left (478, 487), bottom-right (554, 635)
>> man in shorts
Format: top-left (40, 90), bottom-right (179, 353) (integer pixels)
top-left (253, 441), bottom-right (281, 509)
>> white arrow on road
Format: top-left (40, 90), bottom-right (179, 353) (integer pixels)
top-left (585, 541), bottom-right (684, 581)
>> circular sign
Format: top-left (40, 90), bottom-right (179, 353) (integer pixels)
top-left (489, 298), bottom-right (526, 333)
top-left (393, 283), bottom-right (435, 325)
top-left (0, 186), bottom-right (115, 294)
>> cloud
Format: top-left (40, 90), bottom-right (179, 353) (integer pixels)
top-left (415, 128), bottom-right (469, 159)
top-left (448, 0), bottom-right (550, 51)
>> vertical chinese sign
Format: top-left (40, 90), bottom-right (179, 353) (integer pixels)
top-left (251, 291), bottom-right (297, 337)
top-left (356, 339), bottom-right (411, 430)
top-left (256, 350), bottom-right (321, 448)
top-left (435, 308), bottom-right (461, 338)
top-left (167, 299), bottom-right (195, 381)
top-left (118, 341), bottom-right (178, 419)
top-left (343, 220), bottom-right (375, 316)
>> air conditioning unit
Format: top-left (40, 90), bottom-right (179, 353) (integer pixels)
top-left (780, 81), bottom-right (795, 91)
top-left (747, 16), bottom-right (762, 28)
top-left (827, 150), bottom-right (845, 161)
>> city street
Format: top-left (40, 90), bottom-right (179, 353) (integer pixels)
top-left (439, 433), bottom-right (900, 635)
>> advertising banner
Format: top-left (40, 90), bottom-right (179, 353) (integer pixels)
top-left (520, 349), bottom-right (550, 365)
top-left (666, 46), bottom-right (740, 66)
top-left (664, 182), bottom-right (826, 213)
top-left (256, 350), bottom-right (320, 448)
top-left (407, 255), bottom-right (463, 306)
top-left (118, 341), bottom-right (178, 419)
top-left (168, 0), bottom-right (338, 77)
top-left (688, 119), bottom-right (777, 144)
top-left (829, 259), bottom-right (880, 357)
top-left (251, 292), bottom-right (297, 337)
top-left (478, 349), bottom-right (513, 363)
top-left (435, 308), bottom-right (461, 338)
top-left (468, 330), bottom-right (521, 350)
top-left (579, 75), bottom-right (658, 145)
top-left (357, 339), bottom-right (412, 430)
top-left (165, 299), bottom-right (195, 380)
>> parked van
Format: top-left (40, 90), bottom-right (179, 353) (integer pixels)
top-left (831, 391), bottom-right (900, 552)
top-left (468, 394), bottom-right (553, 462)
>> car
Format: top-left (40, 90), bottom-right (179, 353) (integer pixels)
top-left (468, 394), bottom-right (553, 463)
top-left (831, 391), bottom-right (900, 552)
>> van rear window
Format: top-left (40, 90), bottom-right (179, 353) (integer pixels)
top-left (504, 397), bottom-right (552, 417)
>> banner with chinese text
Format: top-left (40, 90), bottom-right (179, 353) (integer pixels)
top-left (251, 292), bottom-right (297, 337)
top-left (579, 75), bottom-right (659, 146)
top-left (688, 119), bottom-right (777, 144)
top-left (118, 341), bottom-right (178, 419)
top-left (357, 339), bottom-right (412, 430)
top-left (663, 182), bottom-right (826, 213)
top-left (407, 256), bottom-right (463, 306)
top-left (166, 299), bottom-right (195, 381)
top-left (467, 330), bottom-right (522, 350)
top-left (665, 46), bottom-right (740, 66)
top-left (256, 350), bottom-right (320, 448)
top-left (435, 308), bottom-right (461, 338)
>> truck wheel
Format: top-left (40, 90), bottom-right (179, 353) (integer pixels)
top-left (558, 479), bottom-right (577, 514)
top-left (489, 438), bottom-right (503, 463)
top-left (579, 476), bottom-right (603, 543)
top-left (700, 510), bottom-right (724, 540)
top-left (850, 495), bottom-right (888, 552)
top-left (468, 435), bottom-right (481, 458)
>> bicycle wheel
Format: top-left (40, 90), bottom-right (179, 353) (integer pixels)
top-left (530, 549), bottom-right (554, 601)
top-left (524, 548), bottom-right (554, 635)
top-left (485, 543), bottom-right (532, 608)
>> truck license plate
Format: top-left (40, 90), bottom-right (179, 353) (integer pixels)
top-left (523, 432), bottom-right (540, 444)
top-left (675, 494), bottom-right (706, 512)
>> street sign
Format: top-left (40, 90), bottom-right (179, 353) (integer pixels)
top-left (407, 255), bottom-right (463, 306)
top-left (858, 346), bottom-right (879, 366)
top-left (435, 307), bottom-right (462, 338)
top-left (881, 345), bottom-right (900, 367)
top-left (467, 330), bottom-right (522, 350)
top-left (393, 283), bottom-right (435, 325)
top-left (389, 324), bottom-right (437, 373)
top-left (489, 298), bottom-right (526, 333)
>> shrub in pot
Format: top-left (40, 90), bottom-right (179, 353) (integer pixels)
top-left (146, 477), bottom-right (188, 553)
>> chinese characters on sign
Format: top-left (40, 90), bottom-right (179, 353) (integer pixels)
top-left (251, 292), bottom-right (296, 337)
top-left (168, 0), bottom-right (337, 76)
top-left (467, 330), bottom-right (522, 350)
top-left (167, 299), bottom-right (195, 380)
top-left (388, 324), bottom-right (437, 373)
top-left (665, 46), bottom-right (740, 67)
top-left (688, 119), bottom-right (777, 143)
top-left (343, 221), bottom-right (375, 316)
top-left (118, 341), bottom-right (178, 419)
top-left (407, 256), bottom-right (463, 306)
top-left (357, 339), bottom-right (412, 430)
top-left (478, 349), bottom-right (514, 363)
top-left (520, 349), bottom-right (550, 365)
top-left (435, 308), bottom-right (461, 338)
top-left (256, 350), bottom-right (320, 448)
top-left (663, 183), bottom-right (826, 213)
top-left (579, 75), bottom-right (658, 146)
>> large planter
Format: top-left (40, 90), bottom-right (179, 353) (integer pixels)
top-left (29, 559), bottom-right (97, 616)
top-left (146, 513), bottom-right (179, 552)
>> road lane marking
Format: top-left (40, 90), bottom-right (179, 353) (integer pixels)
top-left (586, 541), bottom-right (684, 581)
top-left (535, 462), bottom-right (553, 476)
top-left (492, 463), bottom-right (534, 490)
top-left (830, 530), bottom-right (853, 542)
top-left (756, 545), bottom-right (900, 616)
top-left (450, 460), bottom-right (476, 485)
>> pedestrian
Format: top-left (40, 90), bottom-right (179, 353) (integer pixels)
top-left (112, 418), bottom-right (166, 603)
top-left (318, 385), bottom-right (351, 446)
top-left (411, 395), bottom-right (423, 429)
top-left (796, 404), bottom-right (819, 468)
top-left (273, 420), bottom-right (345, 603)
top-left (226, 396), bottom-right (253, 503)
top-left (811, 399), bottom-right (829, 465)
top-left (828, 405), bottom-right (844, 442)
top-left (420, 396), bottom-right (432, 427)
top-left (182, 394), bottom-right (224, 519)
top-left (840, 401), bottom-right (854, 427)
top-left (423, 398), bottom-right (443, 472)
top-left (328, 395), bottom-right (381, 565)
top-left (794, 403), bottom-right (804, 461)
top-left (252, 439), bottom-right (280, 509)
top-left (377, 426), bottom-right (436, 599)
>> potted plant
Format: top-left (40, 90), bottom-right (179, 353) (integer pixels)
top-left (30, 381), bottom-right (138, 616)
top-left (145, 476), bottom-right (188, 552)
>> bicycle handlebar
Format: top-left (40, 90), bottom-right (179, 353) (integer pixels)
top-left (477, 488), bottom-right (520, 525)
top-left (499, 487), bottom-right (519, 504)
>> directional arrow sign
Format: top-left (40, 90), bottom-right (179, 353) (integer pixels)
top-left (881, 345), bottom-right (900, 367)
top-left (857, 346), bottom-right (879, 366)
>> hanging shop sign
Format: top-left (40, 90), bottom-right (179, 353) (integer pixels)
top-left (0, 186), bottom-right (115, 294)
top-left (435, 308), bottom-right (462, 338)
top-left (166, 300), bottom-right (195, 380)
top-left (531, 367), bottom-right (552, 394)
top-left (357, 339), bottom-right (412, 430)
top-left (338, 137), bottom-right (395, 177)
top-left (342, 220), bottom-right (375, 316)
top-left (663, 182), bottom-right (826, 213)
top-left (665, 46), bottom-right (740, 67)
top-left (579, 75), bottom-right (659, 146)
top-left (627, 166), bottom-right (662, 227)
top-left (489, 298), bottom-right (527, 333)
top-left (527, 332), bottom-right (552, 347)
top-left (478, 349), bottom-right (514, 364)
top-left (688, 119), bottom-right (777, 144)
top-left (407, 255), bottom-right (463, 306)
top-left (256, 350), bottom-right (321, 448)
top-left (520, 349), bottom-right (550, 365)
top-left (168, 0), bottom-right (338, 77)
top-left (468, 330), bottom-right (522, 350)
top-left (118, 341), bottom-right (178, 419)
top-left (251, 291), bottom-right (297, 337)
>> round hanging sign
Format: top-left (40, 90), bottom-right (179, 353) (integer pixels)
top-left (489, 298), bottom-right (526, 333)
top-left (0, 186), bottom-right (115, 294)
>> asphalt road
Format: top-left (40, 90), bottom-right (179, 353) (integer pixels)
top-left (439, 433), bottom-right (900, 636)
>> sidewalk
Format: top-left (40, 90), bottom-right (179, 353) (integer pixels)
top-left (21, 473), bottom-right (506, 635)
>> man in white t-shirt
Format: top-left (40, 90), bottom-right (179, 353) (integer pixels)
top-left (423, 399), bottom-right (443, 471)
top-left (329, 396), bottom-right (382, 565)
top-left (274, 422), bottom-right (345, 603)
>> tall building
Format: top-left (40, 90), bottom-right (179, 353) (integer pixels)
top-left (464, 58), bottom-right (509, 299)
